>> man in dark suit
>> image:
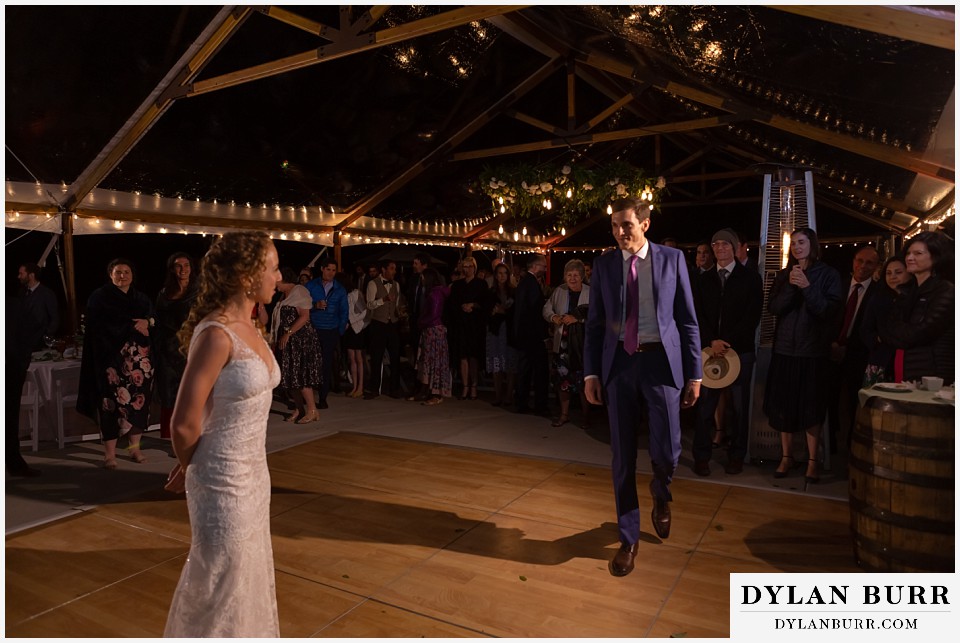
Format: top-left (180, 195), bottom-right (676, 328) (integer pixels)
top-left (735, 234), bottom-right (759, 274)
top-left (827, 245), bottom-right (879, 450)
top-left (405, 252), bottom-right (430, 373)
top-left (691, 229), bottom-right (763, 476)
top-left (6, 296), bottom-right (42, 476)
top-left (18, 262), bottom-right (59, 348)
top-left (584, 197), bottom-right (702, 577)
top-left (511, 254), bottom-right (549, 415)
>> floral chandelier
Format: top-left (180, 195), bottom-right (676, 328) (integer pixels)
top-left (479, 160), bottom-right (666, 226)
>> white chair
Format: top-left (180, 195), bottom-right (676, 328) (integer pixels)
top-left (19, 374), bottom-right (40, 452)
top-left (52, 365), bottom-right (99, 449)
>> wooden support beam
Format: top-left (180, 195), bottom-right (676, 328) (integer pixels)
top-left (666, 147), bottom-right (712, 175)
top-left (574, 89), bottom-right (640, 135)
top-left (541, 210), bottom-right (608, 249)
top-left (258, 6), bottom-right (339, 40)
top-left (769, 5), bottom-right (954, 51)
top-left (668, 169), bottom-right (758, 184)
top-left (61, 212), bottom-right (78, 334)
top-left (185, 6), bottom-right (527, 98)
top-left (816, 197), bottom-right (904, 233)
top-left (452, 114), bottom-right (744, 161)
top-left (707, 178), bottom-right (748, 200)
top-left (349, 6), bottom-right (390, 35)
top-left (578, 50), bottom-right (954, 183)
top-left (657, 196), bottom-right (762, 208)
top-left (813, 176), bottom-right (923, 218)
top-left (336, 57), bottom-right (563, 230)
top-left (70, 208), bottom-right (337, 234)
top-left (566, 59), bottom-right (576, 131)
top-left (505, 109), bottom-right (565, 136)
top-left (466, 209), bottom-right (513, 241)
top-left (60, 7), bottom-right (252, 212)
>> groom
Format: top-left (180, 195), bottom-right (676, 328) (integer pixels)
top-left (584, 196), bottom-right (702, 577)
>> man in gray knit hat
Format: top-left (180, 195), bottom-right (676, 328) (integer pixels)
top-left (690, 228), bottom-right (763, 476)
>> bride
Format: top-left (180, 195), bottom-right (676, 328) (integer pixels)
top-left (163, 231), bottom-right (282, 637)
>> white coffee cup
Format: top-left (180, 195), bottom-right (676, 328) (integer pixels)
top-left (921, 376), bottom-right (944, 392)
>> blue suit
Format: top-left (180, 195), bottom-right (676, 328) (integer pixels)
top-left (584, 243), bottom-right (702, 545)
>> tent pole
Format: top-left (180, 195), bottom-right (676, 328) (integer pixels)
top-left (333, 231), bottom-right (342, 270)
top-left (62, 212), bottom-right (78, 335)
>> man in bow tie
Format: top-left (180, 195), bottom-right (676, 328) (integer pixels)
top-left (365, 260), bottom-right (404, 399)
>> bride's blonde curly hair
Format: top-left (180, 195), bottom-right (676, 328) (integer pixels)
top-left (178, 231), bottom-right (272, 355)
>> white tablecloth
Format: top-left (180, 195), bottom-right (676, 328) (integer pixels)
top-left (858, 383), bottom-right (955, 408)
top-left (26, 359), bottom-right (83, 441)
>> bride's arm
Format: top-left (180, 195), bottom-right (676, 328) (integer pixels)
top-left (165, 327), bottom-right (231, 493)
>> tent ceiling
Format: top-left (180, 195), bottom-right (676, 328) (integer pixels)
top-left (5, 5), bottom-right (955, 247)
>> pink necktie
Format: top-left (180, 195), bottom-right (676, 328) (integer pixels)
top-left (624, 256), bottom-right (639, 354)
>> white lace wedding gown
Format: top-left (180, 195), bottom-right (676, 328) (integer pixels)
top-left (164, 320), bottom-right (281, 637)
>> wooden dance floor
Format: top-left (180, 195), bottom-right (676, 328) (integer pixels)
top-left (6, 432), bottom-right (859, 638)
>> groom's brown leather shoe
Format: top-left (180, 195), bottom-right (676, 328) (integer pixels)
top-left (651, 497), bottom-right (671, 539)
top-left (609, 542), bottom-right (639, 577)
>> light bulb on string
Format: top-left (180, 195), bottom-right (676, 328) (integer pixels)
top-left (500, 205), bottom-right (506, 214)
top-left (607, 204), bottom-right (613, 215)
top-left (498, 196), bottom-right (504, 205)
top-left (522, 226), bottom-right (527, 236)
top-left (498, 224), bottom-right (504, 234)
top-left (561, 227), bottom-right (566, 236)
top-left (513, 231), bottom-right (519, 242)
top-left (545, 199), bottom-right (552, 210)
top-left (566, 188), bottom-right (572, 198)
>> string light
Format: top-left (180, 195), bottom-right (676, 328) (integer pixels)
top-left (607, 204), bottom-right (613, 215)
top-left (522, 226), bottom-right (528, 236)
top-left (498, 224), bottom-right (504, 234)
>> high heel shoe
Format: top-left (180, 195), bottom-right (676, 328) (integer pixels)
top-left (467, 385), bottom-right (478, 401)
top-left (296, 409), bottom-right (320, 424)
top-left (551, 414), bottom-right (569, 427)
top-left (773, 455), bottom-right (793, 479)
top-left (805, 458), bottom-right (820, 484)
top-left (284, 410), bottom-right (302, 423)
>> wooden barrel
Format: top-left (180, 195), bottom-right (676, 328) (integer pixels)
top-left (849, 396), bottom-right (955, 572)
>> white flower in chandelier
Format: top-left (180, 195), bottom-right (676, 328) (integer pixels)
top-left (656, 176), bottom-right (666, 189)
top-left (540, 182), bottom-right (553, 192)
top-left (489, 180), bottom-right (499, 188)
top-left (582, 183), bottom-right (594, 191)
top-left (497, 180), bottom-right (506, 187)
top-left (521, 181), bottom-right (528, 189)
top-left (561, 165), bottom-right (571, 175)
top-left (616, 183), bottom-right (627, 196)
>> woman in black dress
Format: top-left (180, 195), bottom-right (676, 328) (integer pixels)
top-left (447, 256), bottom-right (488, 400)
top-left (270, 267), bottom-right (323, 423)
top-left (77, 258), bottom-right (155, 468)
top-left (859, 255), bottom-right (911, 386)
top-left (154, 252), bottom-right (198, 440)
top-left (763, 229), bottom-right (842, 483)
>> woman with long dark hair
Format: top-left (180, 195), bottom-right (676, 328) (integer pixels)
top-left (413, 267), bottom-right (452, 405)
top-left (485, 262), bottom-right (518, 406)
top-left (859, 255), bottom-right (912, 386)
top-left (154, 252), bottom-right (198, 440)
top-left (763, 228), bottom-right (842, 483)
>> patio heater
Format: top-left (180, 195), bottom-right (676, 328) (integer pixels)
top-left (748, 166), bottom-right (820, 466)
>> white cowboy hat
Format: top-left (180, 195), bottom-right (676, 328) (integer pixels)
top-left (700, 348), bottom-right (741, 389)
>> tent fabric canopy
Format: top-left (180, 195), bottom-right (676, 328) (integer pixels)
top-left (5, 5), bottom-right (955, 247)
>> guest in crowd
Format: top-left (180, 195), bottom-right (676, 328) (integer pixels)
top-left (271, 267), bottom-right (323, 423)
top-left (582, 261), bottom-right (592, 285)
top-left (763, 228), bottom-right (842, 483)
top-left (826, 245), bottom-right (879, 449)
top-left (485, 262), bottom-right (518, 407)
top-left (405, 253), bottom-right (430, 377)
top-left (298, 268), bottom-right (312, 286)
top-left (342, 272), bottom-right (369, 399)
top-left (512, 254), bottom-right (550, 415)
top-left (736, 233), bottom-right (758, 273)
top-left (307, 258), bottom-right (348, 407)
top-left (543, 259), bottom-right (592, 428)
top-left (6, 295), bottom-right (42, 477)
top-left (163, 231), bottom-right (281, 637)
top-left (693, 241), bottom-right (715, 276)
top-left (411, 267), bottom-right (452, 405)
top-left (77, 258), bottom-right (155, 469)
top-left (691, 229), bottom-right (763, 476)
top-left (17, 262), bottom-right (59, 348)
top-left (154, 252), bottom-right (199, 440)
top-left (448, 256), bottom-right (488, 400)
top-left (365, 260), bottom-right (403, 399)
top-left (879, 231), bottom-right (954, 384)
top-left (859, 256), bottom-right (911, 386)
